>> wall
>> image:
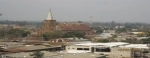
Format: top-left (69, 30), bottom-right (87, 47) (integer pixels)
top-left (110, 47), bottom-right (133, 58)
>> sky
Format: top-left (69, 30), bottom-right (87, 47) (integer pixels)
top-left (0, 0), bottom-right (150, 23)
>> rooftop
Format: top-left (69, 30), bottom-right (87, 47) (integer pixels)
top-left (119, 44), bottom-right (149, 49)
top-left (56, 23), bottom-right (92, 31)
top-left (74, 42), bottom-right (129, 47)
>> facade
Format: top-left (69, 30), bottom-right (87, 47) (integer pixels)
top-left (65, 42), bottom-right (129, 53)
top-left (110, 47), bottom-right (145, 58)
top-left (110, 47), bottom-right (133, 58)
top-left (65, 42), bottom-right (149, 58)
top-left (41, 10), bottom-right (95, 35)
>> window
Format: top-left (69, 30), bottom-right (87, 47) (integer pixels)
top-left (96, 48), bottom-right (110, 52)
top-left (77, 48), bottom-right (83, 50)
top-left (83, 48), bottom-right (89, 50)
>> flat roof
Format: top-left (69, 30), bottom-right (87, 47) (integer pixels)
top-left (74, 42), bottom-right (129, 47)
top-left (66, 50), bottom-right (91, 53)
top-left (119, 44), bottom-right (149, 49)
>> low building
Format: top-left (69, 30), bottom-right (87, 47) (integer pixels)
top-left (65, 42), bottom-right (129, 54)
top-left (65, 42), bottom-right (150, 58)
top-left (110, 47), bottom-right (147, 58)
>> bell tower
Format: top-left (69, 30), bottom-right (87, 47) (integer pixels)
top-left (41, 9), bottom-right (56, 34)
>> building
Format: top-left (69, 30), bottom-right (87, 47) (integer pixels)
top-left (41, 9), bottom-right (95, 35)
top-left (109, 47), bottom-right (145, 58)
top-left (65, 42), bottom-right (129, 54)
top-left (65, 42), bottom-right (150, 58)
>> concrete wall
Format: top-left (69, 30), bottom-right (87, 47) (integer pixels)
top-left (110, 47), bottom-right (132, 58)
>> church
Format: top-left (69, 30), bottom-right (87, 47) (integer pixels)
top-left (41, 10), bottom-right (95, 35)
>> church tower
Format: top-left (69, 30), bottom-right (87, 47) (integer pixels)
top-left (41, 9), bottom-right (56, 34)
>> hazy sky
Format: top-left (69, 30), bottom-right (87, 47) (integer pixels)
top-left (0, 0), bottom-right (150, 23)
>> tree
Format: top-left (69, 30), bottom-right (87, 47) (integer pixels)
top-left (112, 35), bottom-right (117, 38)
top-left (30, 51), bottom-right (44, 58)
top-left (140, 38), bottom-right (150, 44)
top-left (0, 29), bottom-right (5, 38)
top-left (115, 28), bottom-right (127, 33)
top-left (145, 31), bottom-right (150, 37)
top-left (91, 27), bottom-right (103, 34)
top-left (6, 29), bottom-right (30, 38)
top-left (137, 33), bottom-right (145, 37)
top-left (62, 31), bottom-right (85, 38)
top-left (42, 31), bottom-right (62, 41)
top-left (96, 29), bottom-right (103, 34)
top-left (121, 38), bottom-right (140, 44)
top-left (97, 39), bottom-right (109, 43)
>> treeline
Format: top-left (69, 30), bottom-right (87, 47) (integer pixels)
top-left (87, 21), bottom-right (150, 29)
top-left (0, 29), bottom-right (30, 38)
top-left (42, 31), bottom-right (85, 41)
top-left (0, 20), bottom-right (42, 27)
top-left (1, 20), bottom-right (150, 29)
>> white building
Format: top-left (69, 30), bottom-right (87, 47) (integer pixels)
top-left (66, 42), bottom-right (129, 54)
top-left (66, 42), bottom-right (150, 58)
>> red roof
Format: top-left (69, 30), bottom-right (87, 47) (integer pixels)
top-left (56, 23), bottom-right (92, 31)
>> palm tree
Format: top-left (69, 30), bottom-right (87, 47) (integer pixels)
top-left (30, 51), bottom-right (44, 58)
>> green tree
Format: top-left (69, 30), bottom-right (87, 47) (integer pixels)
top-left (92, 27), bottom-right (103, 34)
top-left (42, 31), bottom-right (62, 41)
top-left (6, 29), bottom-right (30, 38)
top-left (30, 51), bottom-right (44, 58)
top-left (121, 38), bottom-right (140, 44)
top-left (97, 39), bottom-right (109, 43)
top-left (137, 33), bottom-right (145, 37)
top-left (115, 28), bottom-right (127, 33)
top-left (145, 31), bottom-right (150, 37)
top-left (62, 31), bottom-right (85, 38)
top-left (0, 29), bottom-right (5, 37)
top-left (96, 29), bottom-right (103, 34)
top-left (140, 38), bottom-right (150, 44)
top-left (112, 35), bottom-right (117, 38)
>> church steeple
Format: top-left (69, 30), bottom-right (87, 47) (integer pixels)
top-left (47, 9), bottom-right (53, 20)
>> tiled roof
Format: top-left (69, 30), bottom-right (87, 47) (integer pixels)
top-left (56, 23), bottom-right (92, 31)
